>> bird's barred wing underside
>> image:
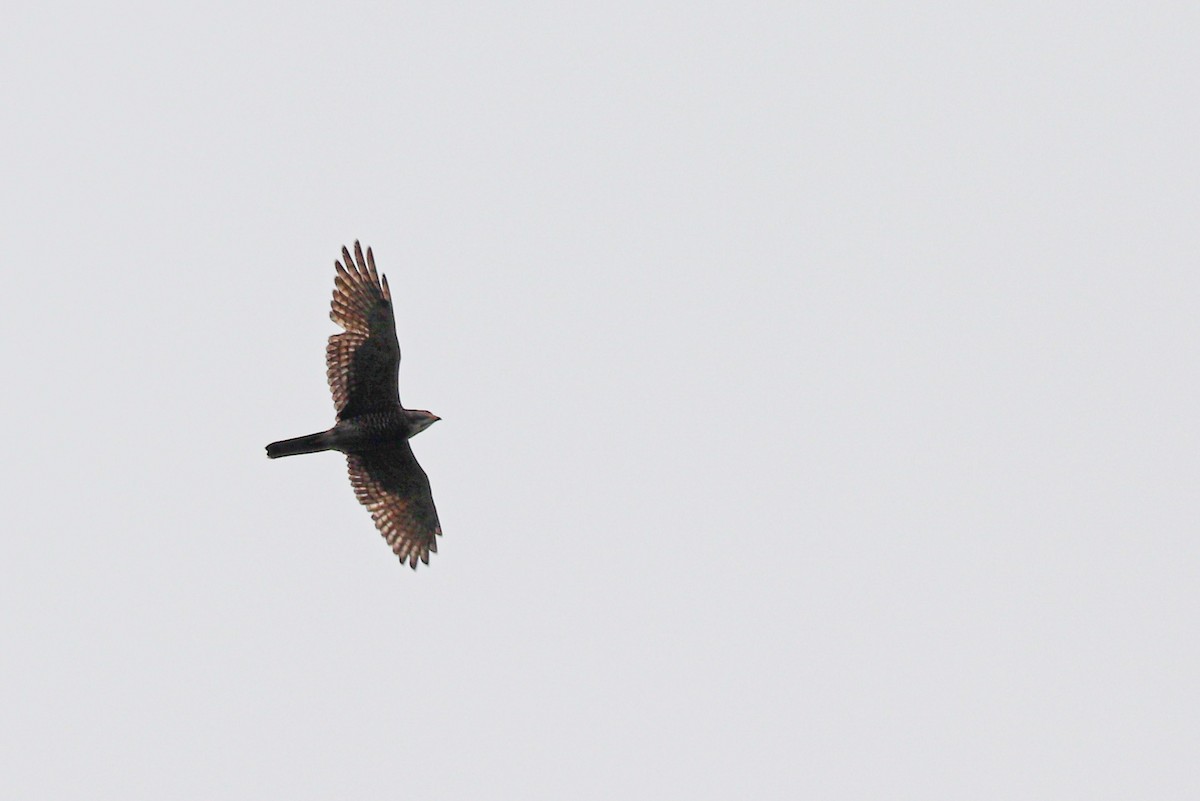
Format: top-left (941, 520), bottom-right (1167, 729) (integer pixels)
top-left (327, 242), bottom-right (401, 419)
top-left (346, 442), bottom-right (441, 569)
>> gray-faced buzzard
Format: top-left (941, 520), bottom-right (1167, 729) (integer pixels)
top-left (266, 242), bottom-right (442, 569)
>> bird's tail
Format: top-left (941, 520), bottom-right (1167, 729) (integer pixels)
top-left (266, 430), bottom-right (335, 459)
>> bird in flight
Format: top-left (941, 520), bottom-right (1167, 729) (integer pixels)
top-left (266, 242), bottom-right (442, 569)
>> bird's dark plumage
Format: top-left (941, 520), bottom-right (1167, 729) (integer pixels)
top-left (327, 244), bottom-right (400, 419)
top-left (267, 242), bottom-right (442, 569)
top-left (347, 443), bottom-right (440, 567)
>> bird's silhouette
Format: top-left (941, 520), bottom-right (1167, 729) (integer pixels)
top-left (267, 242), bottom-right (442, 568)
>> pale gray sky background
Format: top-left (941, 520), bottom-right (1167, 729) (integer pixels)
top-left (3, 2), bottom-right (1197, 798)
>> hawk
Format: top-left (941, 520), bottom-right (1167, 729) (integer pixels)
top-left (266, 242), bottom-right (442, 568)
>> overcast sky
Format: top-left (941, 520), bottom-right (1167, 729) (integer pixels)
top-left (3, 2), bottom-right (1198, 799)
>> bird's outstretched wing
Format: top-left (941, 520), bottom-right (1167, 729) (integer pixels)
top-left (346, 442), bottom-right (442, 568)
top-left (327, 242), bottom-right (401, 419)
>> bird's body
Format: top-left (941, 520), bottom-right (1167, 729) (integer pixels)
top-left (332, 409), bottom-right (425, 451)
top-left (266, 242), bottom-right (442, 569)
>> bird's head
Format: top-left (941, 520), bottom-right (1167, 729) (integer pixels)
top-left (409, 410), bottom-right (441, 435)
